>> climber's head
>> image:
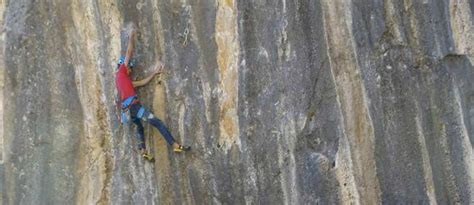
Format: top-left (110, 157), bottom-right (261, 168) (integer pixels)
top-left (117, 55), bottom-right (135, 75)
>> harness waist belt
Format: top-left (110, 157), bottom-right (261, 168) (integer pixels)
top-left (121, 96), bottom-right (137, 109)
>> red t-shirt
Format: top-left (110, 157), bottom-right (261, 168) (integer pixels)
top-left (115, 64), bottom-right (136, 101)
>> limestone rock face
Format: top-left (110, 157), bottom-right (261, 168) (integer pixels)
top-left (1, 0), bottom-right (473, 204)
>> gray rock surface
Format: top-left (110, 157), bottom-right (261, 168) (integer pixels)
top-left (1, 0), bottom-right (473, 204)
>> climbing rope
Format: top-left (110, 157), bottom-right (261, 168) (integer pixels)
top-left (146, 115), bottom-right (152, 154)
top-left (145, 73), bottom-right (163, 155)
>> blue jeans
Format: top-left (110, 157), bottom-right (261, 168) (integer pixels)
top-left (129, 103), bottom-right (175, 149)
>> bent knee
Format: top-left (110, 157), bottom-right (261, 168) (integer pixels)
top-left (140, 109), bottom-right (155, 121)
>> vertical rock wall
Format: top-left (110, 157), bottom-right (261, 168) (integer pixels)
top-left (1, 0), bottom-right (473, 204)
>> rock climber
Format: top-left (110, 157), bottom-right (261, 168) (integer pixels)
top-left (115, 24), bottom-right (190, 161)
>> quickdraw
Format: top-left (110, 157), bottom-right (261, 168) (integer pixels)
top-left (120, 96), bottom-right (138, 124)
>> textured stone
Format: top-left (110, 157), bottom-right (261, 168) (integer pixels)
top-left (1, 0), bottom-right (473, 204)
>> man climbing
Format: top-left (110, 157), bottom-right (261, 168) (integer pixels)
top-left (115, 25), bottom-right (190, 161)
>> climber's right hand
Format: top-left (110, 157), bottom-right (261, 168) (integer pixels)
top-left (154, 61), bottom-right (164, 74)
top-left (129, 29), bottom-right (136, 38)
top-left (128, 23), bottom-right (137, 36)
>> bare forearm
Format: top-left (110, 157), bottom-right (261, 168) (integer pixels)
top-left (124, 32), bottom-right (135, 65)
top-left (133, 73), bottom-right (157, 87)
top-left (141, 73), bottom-right (156, 85)
top-left (132, 61), bottom-right (164, 87)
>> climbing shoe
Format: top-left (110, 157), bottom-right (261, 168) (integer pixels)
top-left (173, 145), bottom-right (191, 153)
top-left (142, 152), bottom-right (155, 162)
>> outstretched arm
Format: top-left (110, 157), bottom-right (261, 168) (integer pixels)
top-left (132, 61), bottom-right (164, 87)
top-left (124, 27), bottom-right (136, 66)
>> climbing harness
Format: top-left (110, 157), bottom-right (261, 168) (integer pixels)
top-left (120, 95), bottom-right (154, 124)
top-left (120, 95), bottom-right (137, 124)
top-left (137, 106), bottom-right (146, 118)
